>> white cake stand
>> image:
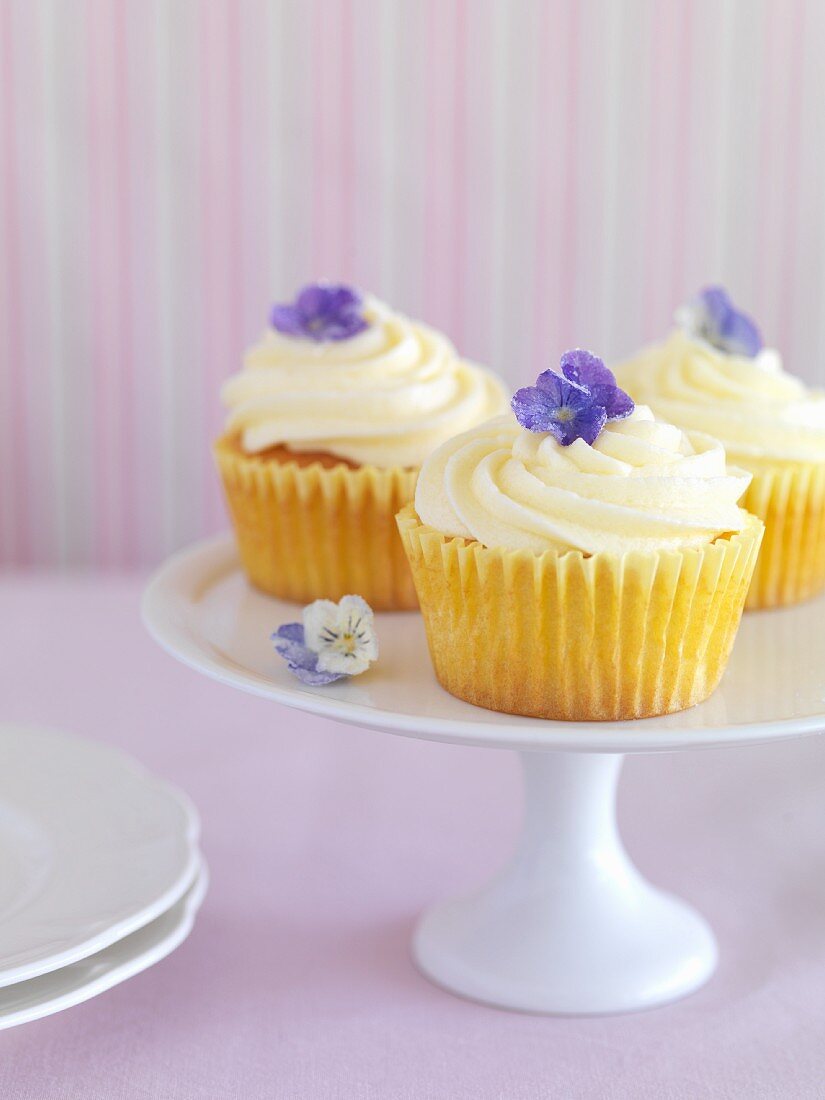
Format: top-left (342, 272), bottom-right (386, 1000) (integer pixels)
top-left (143, 535), bottom-right (825, 1015)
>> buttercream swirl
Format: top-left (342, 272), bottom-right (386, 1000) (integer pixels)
top-left (415, 406), bottom-right (752, 555)
top-left (222, 297), bottom-right (508, 468)
top-left (616, 331), bottom-right (825, 468)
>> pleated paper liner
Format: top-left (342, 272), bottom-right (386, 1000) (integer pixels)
top-left (741, 460), bottom-right (825, 610)
top-left (397, 505), bottom-right (764, 722)
top-left (215, 435), bottom-right (419, 609)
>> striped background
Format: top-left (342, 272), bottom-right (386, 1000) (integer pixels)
top-left (1, 0), bottom-right (824, 569)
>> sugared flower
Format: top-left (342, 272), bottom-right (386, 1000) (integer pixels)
top-left (675, 286), bottom-right (762, 358)
top-left (271, 622), bottom-right (343, 686)
top-left (511, 349), bottom-right (634, 446)
top-left (272, 595), bottom-right (379, 685)
top-left (270, 282), bottom-right (368, 342)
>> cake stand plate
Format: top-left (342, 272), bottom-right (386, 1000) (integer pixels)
top-left (143, 535), bottom-right (825, 1015)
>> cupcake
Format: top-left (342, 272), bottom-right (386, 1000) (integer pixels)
top-left (396, 350), bottom-right (762, 721)
top-left (616, 287), bottom-right (825, 609)
top-left (215, 282), bottom-right (508, 609)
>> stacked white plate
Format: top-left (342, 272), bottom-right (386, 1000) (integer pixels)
top-left (0, 724), bottom-right (205, 1029)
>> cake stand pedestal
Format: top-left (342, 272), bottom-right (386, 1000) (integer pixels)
top-left (143, 535), bottom-right (825, 1015)
top-left (413, 751), bottom-right (715, 1013)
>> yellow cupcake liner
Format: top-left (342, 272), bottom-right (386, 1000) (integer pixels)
top-left (741, 460), bottom-right (825, 610)
top-left (396, 505), bottom-right (763, 721)
top-left (215, 436), bottom-right (419, 610)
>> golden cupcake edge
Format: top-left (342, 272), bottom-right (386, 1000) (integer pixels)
top-left (742, 459), bottom-right (825, 609)
top-left (215, 434), bottom-right (419, 610)
top-left (396, 504), bottom-right (764, 721)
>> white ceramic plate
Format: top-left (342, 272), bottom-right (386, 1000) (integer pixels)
top-left (143, 535), bottom-right (825, 753)
top-left (0, 725), bottom-right (200, 987)
top-left (0, 861), bottom-right (208, 1030)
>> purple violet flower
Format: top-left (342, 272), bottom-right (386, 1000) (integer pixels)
top-left (270, 282), bottom-right (369, 342)
top-left (559, 349), bottom-right (635, 421)
top-left (271, 623), bottom-right (345, 686)
top-left (511, 349), bottom-right (634, 447)
top-left (676, 286), bottom-right (763, 358)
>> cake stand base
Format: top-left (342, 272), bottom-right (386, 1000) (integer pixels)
top-left (413, 751), bottom-right (717, 1014)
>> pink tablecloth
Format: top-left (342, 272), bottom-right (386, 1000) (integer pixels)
top-left (1, 573), bottom-right (824, 1099)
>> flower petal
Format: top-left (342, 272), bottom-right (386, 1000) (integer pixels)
top-left (287, 664), bottom-right (346, 686)
top-left (316, 648), bottom-right (372, 676)
top-left (272, 637), bottom-right (314, 666)
top-left (532, 369), bottom-right (568, 401)
top-left (295, 283), bottom-right (331, 320)
top-left (560, 348), bottom-right (616, 391)
top-left (590, 382), bottom-right (635, 421)
top-left (320, 314), bottom-right (369, 341)
top-left (697, 286), bottom-right (732, 332)
top-left (273, 622), bottom-right (305, 644)
top-left (271, 624), bottom-right (347, 685)
top-left (323, 285), bottom-right (363, 315)
top-left (718, 308), bottom-right (763, 358)
top-left (270, 305), bottom-right (307, 336)
top-left (271, 624), bottom-right (317, 671)
top-left (511, 385), bottom-right (557, 432)
top-left (302, 599), bottom-right (342, 653)
top-left (678, 286), bottom-right (763, 358)
top-left (338, 594), bottom-right (374, 621)
top-left (339, 594), bottom-right (379, 660)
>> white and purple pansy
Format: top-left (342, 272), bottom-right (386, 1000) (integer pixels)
top-left (270, 282), bottom-right (368, 342)
top-left (675, 286), bottom-right (763, 358)
top-left (271, 595), bottom-right (379, 685)
top-left (510, 349), bottom-right (634, 447)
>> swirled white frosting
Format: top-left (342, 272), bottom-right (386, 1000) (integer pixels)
top-left (615, 331), bottom-right (825, 468)
top-left (414, 406), bottom-right (752, 555)
top-left (221, 297), bottom-right (508, 468)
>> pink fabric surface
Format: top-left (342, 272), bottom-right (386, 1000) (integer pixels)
top-left (1, 572), bottom-right (824, 1099)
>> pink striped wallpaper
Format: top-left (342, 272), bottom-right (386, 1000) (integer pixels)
top-left (1, 0), bottom-right (824, 569)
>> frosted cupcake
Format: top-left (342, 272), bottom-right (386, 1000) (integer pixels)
top-left (617, 288), bottom-right (825, 609)
top-left (215, 283), bottom-right (508, 609)
top-left (397, 350), bottom-right (762, 721)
